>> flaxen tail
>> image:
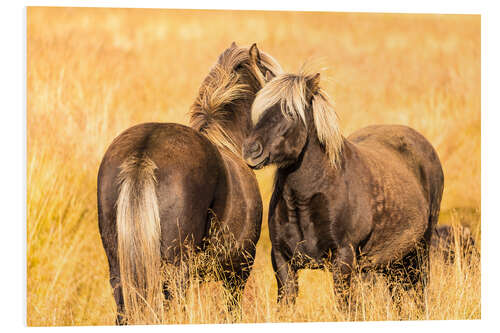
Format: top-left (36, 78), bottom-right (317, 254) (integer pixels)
top-left (116, 155), bottom-right (163, 323)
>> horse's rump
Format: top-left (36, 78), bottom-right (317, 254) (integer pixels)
top-left (100, 122), bottom-right (227, 250)
top-left (98, 122), bottom-right (227, 321)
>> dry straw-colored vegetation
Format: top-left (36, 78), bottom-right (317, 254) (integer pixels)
top-left (27, 7), bottom-right (480, 326)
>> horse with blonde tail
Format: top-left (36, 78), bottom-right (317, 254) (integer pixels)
top-left (98, 43), bottom-right (282, 324)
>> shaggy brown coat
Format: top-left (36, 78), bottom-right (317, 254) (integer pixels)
top-left (243, 71), bottom-right (444, 306)
top-left (97, 43), bottom-right (281, 324)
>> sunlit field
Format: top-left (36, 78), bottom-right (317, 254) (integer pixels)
top-left (27, 7), bottom-right (480, 325)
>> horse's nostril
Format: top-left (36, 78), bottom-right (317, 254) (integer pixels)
top-left (249, 142), bottom-right (263, 157)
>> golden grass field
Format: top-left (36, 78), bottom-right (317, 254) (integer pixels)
top-left (27, 7), bottom-right (481, 326)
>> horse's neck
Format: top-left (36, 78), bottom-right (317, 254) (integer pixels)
top-left (222, 96), bottom-right (255, 153)
top-left (279, 136), bottom-right (350, 199)
top-left (223, 113), bottom-right (250, 152)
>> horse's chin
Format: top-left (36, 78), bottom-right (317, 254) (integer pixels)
top-left (247, 155), bottom-right (269, 170)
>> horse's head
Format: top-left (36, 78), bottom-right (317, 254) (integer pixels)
top-left (243, 71), bottom-right (342, 169)
top-left (229, 42), bottom-right (280, 91)
top-left (190, 42), bottom-right (282, 156)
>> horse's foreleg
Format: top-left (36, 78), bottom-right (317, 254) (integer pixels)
top-left (331, 245), bottom-right (355, 310)
top-left (271, 248), bottom-right (298, 305)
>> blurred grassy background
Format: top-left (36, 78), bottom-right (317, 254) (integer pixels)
top-left (27, 7), bottom-right (480, 325)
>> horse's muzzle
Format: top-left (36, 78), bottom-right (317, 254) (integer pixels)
top-left (243, 141), bottom-right (268, 169)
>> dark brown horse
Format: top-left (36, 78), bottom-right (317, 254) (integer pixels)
top-left (97, 43), bottom-right (282, 324)
top-left (242, 70), bottom-right (444, 307)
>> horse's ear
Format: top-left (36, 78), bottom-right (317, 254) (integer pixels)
top-left (249, 43), bottom-right (261, 64)
top-left (230, 41), bottom-right (237, 48)
top-left (264, 70), bottom-right (273, 82)
top-left (307, 73), bottom-right (321, 95)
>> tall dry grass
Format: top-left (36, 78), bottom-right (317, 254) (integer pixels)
top-left (27, 7), bottom-right (480, 326)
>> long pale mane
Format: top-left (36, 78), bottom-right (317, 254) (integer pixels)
top-left (190, 44), bottom-right (282, 155)
top-left (251, 70), bottom-right (343, 167)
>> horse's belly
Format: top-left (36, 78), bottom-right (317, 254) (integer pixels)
top-left (361, 206), bottom-right (428, 266)
top-left (353, 154), bottom-right (430, 266)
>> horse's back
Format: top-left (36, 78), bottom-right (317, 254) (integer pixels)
top-left (349, 124), bottom-right (443, 206)
top-left (98, 122), bottom-right (226, 261)
top-left (349, 124), bottom-right (439, 165)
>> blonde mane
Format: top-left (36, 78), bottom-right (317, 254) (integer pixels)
top-left (190, 45), bottom-right (282, 156)
top-left (251, 70), bottom-right (343, 167)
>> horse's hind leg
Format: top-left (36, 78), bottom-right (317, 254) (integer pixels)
top-left (385, 239), bottom-right (430, 316)
top-left (221, 252), bottom-right (255, 321)
top-left (110, 273), bottom-right (126, 325)
top-left (98, 212), bottom-right (126, 325)
top-left (161, 247), bottom-right (191, 310)
top-left (101, 241), bottom-right (126, 325)
top-left (221, 268), bottom-right (249, 321)
top-left (404, 241), bottom-right (430, 306)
